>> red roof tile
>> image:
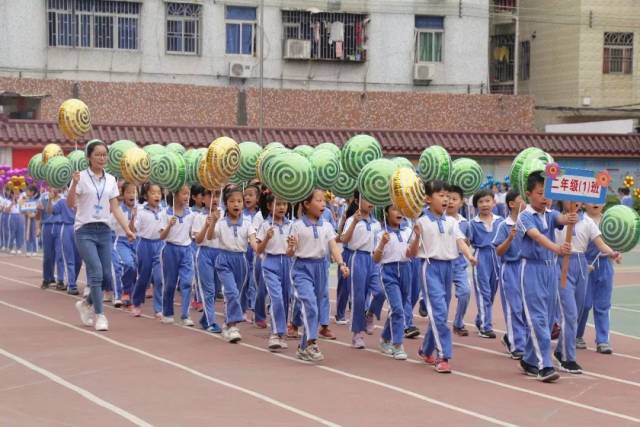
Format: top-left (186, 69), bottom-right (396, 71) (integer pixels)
top-left (1, 116), bottom-right (638, 158)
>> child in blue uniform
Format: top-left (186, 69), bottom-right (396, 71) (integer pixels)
top-left (340, 197), bottom-right (385, 349)
top-left (516, 172), bottom-right (576, 383)
top-left (407, 180), bottom-right (476, 374)
top-left (469, 189), bottom-right (504, 338)
top-left (131, 183), bottom-right (165, 318)
top-left (6, 187), bottom-right (25, 254)
top-left (214, 186), bottom-right (257, 343)
top-left (374, 205), bottom-right (411, 360)
top-left (446, 185), bottom-right (471, 337)
top-left (553, 202), bottom-right (619, 374)
top-left (493, 190), bottom-right (526, 359)
top-left (288, 189), bottom-right (349, 361)
top-left (23, 185), bottom-right (40, 256)
top-left (38, 188), bottom-right (65, 290)
top-left (111, 183), bottom-right (139, 308)
top-left (52, 191), bottom-right (82, 295)
top-left (241, 184), bottom-right (262, 322)
top-left (190, 185), bottom-right (206, 313)
top-left (576, 203), bottom-right (620, 354)
top-left (334, 195), bottom-right (358, 326)
top-left (159, 185), bottom-right (196, 326)
top-left (256, 192), bottom-right (292, 351)
top-left (193, 188), bottom-right (222, 333)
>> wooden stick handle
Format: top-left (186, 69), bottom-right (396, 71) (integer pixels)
top-left (560, 204), bottom-right (577, 288)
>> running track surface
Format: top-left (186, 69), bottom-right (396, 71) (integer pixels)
top-left (1, 254), bottom-right (639, 427)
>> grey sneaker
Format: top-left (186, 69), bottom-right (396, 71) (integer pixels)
top-left (379, 341), bottom-right (394, 356)
top-left (75, 300), bottom-right (94, 327)
top-left (575, 337), bottom-right (587, 349)
top-left (392, 346), bottom-right (408, 361)
top-left (596, 343), bottom-right (613, 354)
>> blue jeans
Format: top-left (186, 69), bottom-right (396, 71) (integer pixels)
top-left (75, 223), bottom-right (114, 315)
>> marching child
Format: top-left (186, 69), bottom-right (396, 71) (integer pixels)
top-left (576, 203), bottom-right (620, 354)
top-left (193, 188), bottom-right (222, 333)
top-left (52, 190), bottom-right (82, 295)
top-left (493, 190), bottom-right (526, 359)
top-left (287, 189), bottom-right (349, 361)
top-left (38, 188), bottom-right (65, 290)
top-left (131, 183), bottom-right (165, 317)
top-left (446, 185), bottom-right (472, 337)
top-left (374, 205), bottom-right (411, 360)
top-left (407, 180), bottom-right (477, 374)
top-left (554, 201), bottom-right (620, 373)
top-left (214, 185), bottom-right (257, 343)
top-left (5, 187), bottom-right (25, 254)
top-left (468, 189), bottom-right (504, 338)
top-left (256, 192), bottom-right (292, 351)
top-left (241, 184), bottom-right (262, 321)
top-left (111, 182), bottom-right (139, 308)
top-left (23, 185), bottom-right (40, 256)
top-left (516, 172), bottom-right (576, 382)
top-left (340, 196), bottom-right (386, 349)
top-left (159, 185), bottom-right (196, 326)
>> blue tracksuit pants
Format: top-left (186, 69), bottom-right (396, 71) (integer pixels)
top-left (452, 257), bottom-right (470, 330)
top-left (555, 254), bottom-right (588, 362)
top-left (25, 217), bottom-right (38, 253)
top-left (42, 223), bottom-right (64, 283)
top-left (113, 237), bottom-right (138, 300)
top-left (161, 243), bottom-right (194, 319)
top-left (577, 256), bottom-right (613, 345)
top-left (132, 238), bottom-right (163, 312)
top-left (520, 259), bottom-right (557, 370)
top-left (420, 259), bottom-right (454, 359)
top-left (404, 257), bottom-right (422, 329)
top-left (291, 258), bottom-right (326, 348)
top-left (380, 262), bottom-right (412, 345)
top-left (196, 246), bottom-right (220, 329)
top-left (473, 246), bottom-right (500, 332)
top-left (8, 213), bottom-right (24, 251)
top-left (240, 247), bottom-right (256, 313)
top-left (262, 254), bottom-right (292, 336)
top-left (59, 224), bottom-right (82, 290)
top-left (335, 248), bottom-right (353, 321)
top-left (499, 261), bottom-right (526, 353)
top-left (216, 250), bottom-right (248, 325)
top-left (349, 250), bottom-right (385, 333)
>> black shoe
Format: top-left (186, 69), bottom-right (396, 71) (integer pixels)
top-left (41, 280), bottom-right (51, 290)
top-left (478, 329), bottom-right (496, 339)
top-left (510, 351), bottom-right (524, 360)
top-left (453, 326), bottom-right (469, 336)
top-left (559, 360), bottom-right (582, 374)
top-left (519, 359), bottom-right (539, 377)
top-left (501, 334), bottom-right (511, 351)
top-left (418, 300), bottom-right (428, 317)
top-left (67, 288), bottom-right (79, 296)
top-left (215, 291), bottom-right (223, 301)
top-left (404, 326), bottom-right (420, 339)
top-left (56, 281), bottom-right (67, 291)
top-left (537, 367), bottom-right (560, 383)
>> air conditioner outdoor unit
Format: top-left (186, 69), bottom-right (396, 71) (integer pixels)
top-left (229, 62), bottom-right (253, 79)
top-left (413, 63), bottom-right (434, 82)
top-left (283, 39), bottom-right (311, 59)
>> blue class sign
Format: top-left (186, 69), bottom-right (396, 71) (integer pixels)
top-left (544, 167), bottom-right (608, 204)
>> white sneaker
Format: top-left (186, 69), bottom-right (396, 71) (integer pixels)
top-left (94, 314), bottom-right (109, 331)
top-left (161, 315), bottom-right (175, 324)
top-left (335, 317), bottom-right (348, 325)
top-left (223, 326), bottom-right (242, 343)
top-left (279, 337), bottom-right (289, 349)
top-left (268, 334), bottom-right (282, 351)
top-left (181, 317), bottom-right (195, 327)
top-left (16, 250), bottom-right (22, 255)
top-left (26, 252), bottom-right (32, 257)
top-left (10, 249), bottom-right (16, 254)
top-left (75, 300), bottom-right (94, 327)
top-left (83, 287), bottom-right (90, 297)
top-left (113, 299), bottom-right (123, 308)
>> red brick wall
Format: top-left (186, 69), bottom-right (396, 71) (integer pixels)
top-left (1, 77), bottom-right (536, 132)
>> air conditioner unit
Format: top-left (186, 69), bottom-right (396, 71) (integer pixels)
top-left (283, 39), bottom-right (311, 59)
top-left (413, 63), bottom-right (434, 82)
top-left (229, 62), bottom-right (253, 79)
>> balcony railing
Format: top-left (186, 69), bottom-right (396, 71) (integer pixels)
top-left (492, 0), bottom-right (517, 14)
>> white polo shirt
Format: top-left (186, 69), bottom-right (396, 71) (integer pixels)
top-left (192, 211), bottom-right (221, 249)
top-left (135, 204), bottom-right (164, 240)
top-left (160, 207), bottom-right (195, 246)
top-left (343, 215), bottom-right (381, 253)
top-left (412, 212), bottom-right (465, 260)
top-left (290, 215), bottom-right (336, 259)
top-left (214, 215), bottom-right (256, 253)
top-left (72, 169), bottom-right (119, 231)
top-left (555, 213), bottom-right (601, 253)
top-left (377, 226), bottom-right (412, 264)
top-left (256, 217), bottom-right (292, 255)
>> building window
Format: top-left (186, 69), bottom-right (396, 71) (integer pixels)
top-left (47, 0), bottom-right (140, 50)
top-left (415, 16), bottom-right (443, 63)
top-left (281, 11), bottom-right (367, 62)
top-left (225, 6), bottom-right (256, 55)
top-left (603, 32), bottom-right (633, 74)
top-left (166, 3), bottom-right (201, 55)
top-left (519, 40), bottom-right (530, 81)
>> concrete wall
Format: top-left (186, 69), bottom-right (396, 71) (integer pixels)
top-left (0, 0), bottom-right (489, 93)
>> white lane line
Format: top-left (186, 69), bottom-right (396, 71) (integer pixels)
top-left (0, 299), bottom-right (341, 427)
top-left (611, 306), bottom-right (640, 314)
top-left (0, 276), bottom-right (516, 426)
top-left (0, 347), bottom-right (153, 427)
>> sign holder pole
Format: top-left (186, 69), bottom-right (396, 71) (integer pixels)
top-left (560, 202), bottom-right (578, 288)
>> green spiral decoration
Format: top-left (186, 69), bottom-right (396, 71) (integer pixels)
top-left (341, 134), bottom-right (383, 179)
top-left (332, 171), bottom-right (358, 199)
top-left (263, 151), bottom-right (315, 203)
top-left (601, 205), bottom-right (640, 253)
top-left (314, 142), bottom-right (341, 160)
top-left (257, 146), bottom-right (288, 182)
top-left (450, 158), bottom-right (483, 196)
top-left (28, 153), bottom-right (46, 181)
top-left (143, 144), bottom-right (167, 157)
top-left (357, 158), bottom-right (397, 206)
top-left (184, 149), bottom-right (204, 185)
top-left (166, 142), bottom-right (186, 156)
top-left (67, 150), bottom-right (88, 172)
top-left (236, 141), bottom-right (262, 182)
top-left (150, 150), bottom-right (186, 192)
top-left (293, 145), bottom-right (314, 158)
top-left (392, 156), bottom-right (414, 171)
top-left (108, 139), bottom-right (137, 179)
top-left (44, 156), bottom-right (73, 189)
top-left (418, 145), bottom-right (451, 182)
top-left (309, 148), bottom-right (341, 190)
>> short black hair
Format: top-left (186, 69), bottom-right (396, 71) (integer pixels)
top-left (619, 187), bottom-right (630, 196)
top-left (505, 190), bottom-right (520, 210)
top-left (472, 189), bottom-right (493, 208)
top-left (425, 180), bottom-right (449, 196)
top-left (448, 185), bottom-right (464, 200)
top-left (526, 171), bottom-right (545, 193)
